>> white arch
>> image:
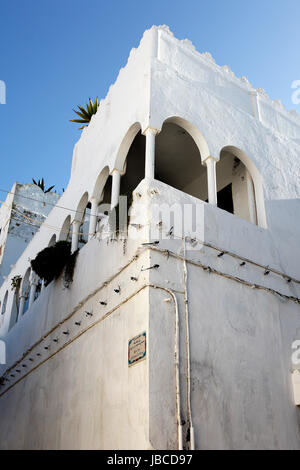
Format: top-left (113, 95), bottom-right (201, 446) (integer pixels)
top-left (74, 192), bottom-right (89, 223)
top-left (91, 166), bottom-right (110, 201)
top-left (220, 145), bottom-right (267, 228)
top-left (160, 116), bottom-right (210, 162)
top-left (114, 122), bottom-right (142, 172)
top-left (59, 215), bottom-right (71, 241)
top-left (48, 234), bottom-right (57, 247)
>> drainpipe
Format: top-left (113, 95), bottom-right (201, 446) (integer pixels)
top-left (182, 237), bottom-right (195, 450)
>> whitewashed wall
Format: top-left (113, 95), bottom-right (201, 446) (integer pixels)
top-left (0, 26), bottom-right (299, 449)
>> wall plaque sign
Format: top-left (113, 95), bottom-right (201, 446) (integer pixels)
top-left (128, 332), bottom-right (146, 366)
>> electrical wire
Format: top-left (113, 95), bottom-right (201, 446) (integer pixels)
top-left (1, 239), bottom-right (300, 446)
top-left (149, 245), bottom-right (300, 305)
top-left (0, 188), bottom-right (84, 215)
top-left (2, 199), bottom-right (300, 287)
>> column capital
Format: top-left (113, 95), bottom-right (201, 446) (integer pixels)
top-left (142, 126), bottom-right (160, 137)
top-left (202, 155), bottom-right (219, 165)
top-left (110, 167), bottom-right (125, 176)
top-left (71, 219), bottom-right (81, 226)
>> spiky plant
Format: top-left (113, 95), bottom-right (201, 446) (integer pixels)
top-left (32, 178), bottom-right (55, 193)
top-left (70, 97), bottom-right (99, 130)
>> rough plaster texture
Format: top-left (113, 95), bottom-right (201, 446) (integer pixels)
top-left (0, 26), bottom-right (299, 449)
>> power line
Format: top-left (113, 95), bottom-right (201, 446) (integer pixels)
top-left (1, 200), bottom-right (93, 236)
top-left (0, 188), bottom-right (83, 214)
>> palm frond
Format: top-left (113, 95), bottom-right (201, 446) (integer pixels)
top-left (32, 178), bottom-right (55, 193)
top-left (45, 185), bottom-right (55, 193)
top-left (70, 97), bottom-right (100, 130)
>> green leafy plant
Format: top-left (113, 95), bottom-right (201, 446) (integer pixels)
top-left (70, 97), bottom-right (100, 130)
top-left (31, 241), bottom-right (79, 288)
top-left (32, 178), bottom-right (55, 193)
top-left (11, 275), bottom-right (21, 292)
top-left (31, 241), bottom-right (71, 286)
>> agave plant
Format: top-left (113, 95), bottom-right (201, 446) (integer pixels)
top-left (32, 178), bottom-right (55, 193)
top-left (70, 97), bottom-right (100, 130)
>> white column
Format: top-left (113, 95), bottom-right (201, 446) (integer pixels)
top-left (144, 127), bottom-right (158, 179)
top-left (71, 220), bottom-right (81, 253)
top-left (111, 169), bottom-right (121, 209)
top-left (19, 295), bottom-right (26, 317)
top-left (28, 273), bottom-right (39, 308)
top-left (88, 197), bottom-right (99, 240)
top-left (204, 156), bottom-right (218, 206)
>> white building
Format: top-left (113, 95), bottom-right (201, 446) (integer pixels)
top-left (0, 183), bottom-right (60, 329)
top-left (0, 183), bottom-right (60, 283)
top-left (0, 26), bottom-right (300, 449)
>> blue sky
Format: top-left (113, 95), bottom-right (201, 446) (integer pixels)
top-left (0, 0), bottom-right (299, 196)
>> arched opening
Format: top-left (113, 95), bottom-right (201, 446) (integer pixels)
top-left (92, 166), bottom-right (110, 202)
top-left (33, 279), bottom-right (42, 302)
top-left (99, 126), bottom-right (145, 237)
top-left (0, 291), bottom-right (7, 315)
top-left (114, 123), bottom-right (142, 173)
top-left (9, 290), bottom-right (20, 330)
top-left (21, 268), bottom-right (31, 315)
top-left (100, 176), bottom-right (112, 206)
top-left (119, 130), bottom-right (146, 196)
top-left (0, 291), bottom-right (8, 328)
top-left (74, 192), bottom-right (90, 249)
top-left (59, 215), bottom-right (72, 242)
top-left (79, 202), bottom-right (91, 246)
top-left (96, 176), bottom-right (112, 237)
top-left (154, 120), bottom-right (208, 201)
top-left (90, 167), bottom-right (111, 235)
top-left (217, 147), bottom-right (265, 226)
top-left (48, 234), bottom-right (56, 247)
top-left (111, 123), bottom-right (145, 201)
